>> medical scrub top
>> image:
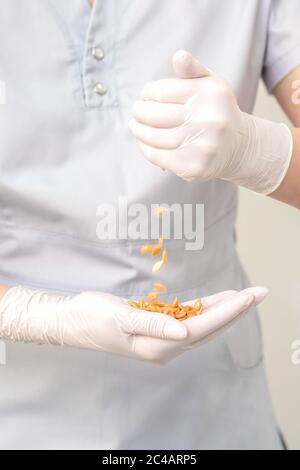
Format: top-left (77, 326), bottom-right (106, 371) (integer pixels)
top-left (0, 0), bottom-right (300, 450)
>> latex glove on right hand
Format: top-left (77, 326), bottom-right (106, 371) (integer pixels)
top-left (129, 50), bottom-right (293, 195)
top-left (0, 285), bottom-right (268, 364)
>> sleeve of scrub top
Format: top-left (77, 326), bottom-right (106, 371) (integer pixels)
top-left (262, 0), bottom-right (300, 92)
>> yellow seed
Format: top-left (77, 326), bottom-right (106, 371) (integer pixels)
top-left (132, 210), bottom-right (205, 322)
top-left (152, 306), bottom-right (159, 311)
top-left (175, 310), bottom-right (188, 320)
top-left (153, 282), bottom-right (167, 293)
top-left (167, 311), bottom-right (176, 318)
top-left (140, 245), bottom-right (153, 255)
top-left (128, 297), bottom-right (204, 320)
top-left (154, 207), bottom-right (167, 217)
top-left (166, 307), bottom-right (178, 313)
top-left (148, 292), bottom-right (159, 302)
top-left (162, 307), bottom-right (170, 314)
top-left (152, 259), bottom-right (165, 273)
top-left (151, 245), bottom-right (161, 256)
top-left (183, 305), bottom-right (192, 311)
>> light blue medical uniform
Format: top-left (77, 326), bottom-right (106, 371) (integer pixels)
top-left (0, 0), bottom-right (300, 450)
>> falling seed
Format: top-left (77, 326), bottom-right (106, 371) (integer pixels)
top-left (152, 259), bottom-right (165, 273)
top-left (154, 207), bottom-right (167, 217)
top-left (151, 245), bottom-right (161, 257)
top-left (153, 282), bottom-right (167, 293)
top-left (148, 292), bottom-right (159, 302)
top-left (140, 245), bottom-right (153, 255)
top-left (129, 206), bottom-right (204, 320)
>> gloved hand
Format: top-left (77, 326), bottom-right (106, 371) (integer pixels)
top-left (0, 287), bottom-right (187, 361)
top-left (135, 287), bottom-right (269, 364)
top-left (0, 285), bottom-right (268, 364)
top-left (129, 50), bottom-right (293, 194)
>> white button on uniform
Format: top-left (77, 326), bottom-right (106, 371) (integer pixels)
top-left (91, 47), bottom-right (105, 61)
top-left (94, 82), bottom-right (107, 95)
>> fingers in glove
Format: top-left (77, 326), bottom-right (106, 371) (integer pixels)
top-left (141, 78), bottom-right (200, 104)
top-left (182, 287), bottom-right (268, 312)
top-left (184, 287), bottom-right (268, 350)
top-left (137, 141), bottom-right (174, 170)
top-left (133, 333), bottom-right (186, 364)
top-left (133, 100), bottom-right (184, 129)
top-left (129, 119), bottom-right (185, 150)
top-left (183, 291), bottom-right (255, 343)
top-left (137, 141), bottom-right (198, 180)
top-left (127, 308), bottom-right (187, 341)
top-left (132, 288), bottom-right (268, 363)
top-left (131, 292), bottom-right (246, 363)
top-left (239, 286), bottom-right (269, 304)
top-left (173, 50), bottom-right (211, 79)
top-left (137, 141), bottom-right (199, 181)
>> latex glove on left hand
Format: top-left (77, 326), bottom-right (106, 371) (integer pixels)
top-left (129, 50), bottom-right (293, 194)
top-left (0, 287), bottom-right (187, 362)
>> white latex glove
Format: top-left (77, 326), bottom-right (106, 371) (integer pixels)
top-left (129, 50), bottom-right (293, 194)
top-left (0, 287), bottom-right (187, 361)
top-left (0, 285), bottom-right (268, 364)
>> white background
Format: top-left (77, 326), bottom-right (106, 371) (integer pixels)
top-left (237, 82), bottom-right (300, 450)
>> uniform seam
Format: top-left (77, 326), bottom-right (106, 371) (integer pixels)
top-left (0, 253), bottom-right (236, 296)
top-left (0, 206), bottom-right (236, 249)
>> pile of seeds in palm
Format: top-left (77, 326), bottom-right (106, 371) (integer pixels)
top-left (128, 207), bottom-right (203, 321)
